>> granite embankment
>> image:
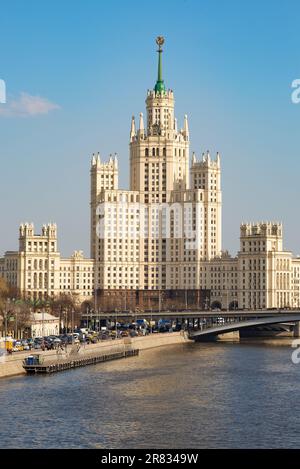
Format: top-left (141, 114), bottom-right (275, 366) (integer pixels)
top-left (0, 332), bottom-right (189, 379)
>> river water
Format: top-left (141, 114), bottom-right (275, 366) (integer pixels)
top-left (0, 340), bottom-right (299, 448)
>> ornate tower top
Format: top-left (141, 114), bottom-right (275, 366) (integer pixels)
top-left (154, 36), bottom-right (166, 94)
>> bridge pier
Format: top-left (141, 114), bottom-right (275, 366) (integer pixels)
top-left (294, 321), bottom-right (300, 338)
top-left (217, 331), bottom-right (240, 342)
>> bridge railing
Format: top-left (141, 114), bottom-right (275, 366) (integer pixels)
top-left (185, 316), bottom-right (247, 333)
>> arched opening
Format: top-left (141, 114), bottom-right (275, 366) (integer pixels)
top-left (211, 301), bottom-right (222, 311)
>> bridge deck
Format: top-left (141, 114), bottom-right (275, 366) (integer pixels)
top-left (82, 310), bottom-right (300, 320)
top-left (188, 314), bottom-right (300, 339)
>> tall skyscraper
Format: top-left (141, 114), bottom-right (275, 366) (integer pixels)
top-left (91, 37), bottom-right (222, 310)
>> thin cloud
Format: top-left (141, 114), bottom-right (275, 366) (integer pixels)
top-left (0, 92), bottom-right (60, 117)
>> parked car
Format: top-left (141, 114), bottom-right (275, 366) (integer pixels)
top-left (157, 319), bottom-right (172, 332)
top-left (136, 319), bottom-right (149, 328)
top-left (21, 340), bottom-right (30, 350)
top-left (12, 342), bottom-right (23, 352)
top-left (216, 317), bottom-right (225, 324)
top-left (99, 333), bottom-right (109, 340)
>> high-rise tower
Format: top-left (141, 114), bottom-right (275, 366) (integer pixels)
top-left (90, 37), bottom-right (222, 310)
top-left (130, 36), bottom-right (190, 204)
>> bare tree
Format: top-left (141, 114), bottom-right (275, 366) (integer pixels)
top-left (51, 293), bottom-right (80, 333)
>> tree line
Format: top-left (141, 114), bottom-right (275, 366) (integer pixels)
top-left (0, 278), bottom-right (91, 338)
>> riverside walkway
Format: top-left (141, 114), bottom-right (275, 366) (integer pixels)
top-left (0, 332), bottom-right (188, 379)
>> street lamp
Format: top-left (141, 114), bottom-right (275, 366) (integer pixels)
top-left (59, 305), bottom-right (62, 334)
top-left (71, 309), bottom-right (74, 345)
top-left (4, 298), bottom-right (11, 352)
top-left (42, 309), bottom-right (45, 340)
top-left (15, 308), bottom-right (18, 340)
top-left (94, 287), bottom-right (97, 313)
top-left (4, 311), bottom-right (8, 352)
top-left (115, 309), bottom-right (118, 339)
top-left (86, 305), bottom-right (89, 330)
top-left (97, 308), bottom-right (101, 334)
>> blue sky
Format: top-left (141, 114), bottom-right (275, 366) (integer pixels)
top-left (0, 0), bottom-right (300, 257)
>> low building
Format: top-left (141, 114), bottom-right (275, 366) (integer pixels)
top-left (0, 223), bottom-right (94, 303)
top-left (208, 222), bottom-right (300, 310)
top-left (30, 312), bottom-right (60, 338)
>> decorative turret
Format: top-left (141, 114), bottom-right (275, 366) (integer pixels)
top-left (91, 152), bottom-right (102, 167)
top-left (138, 112), bottom-right (145, 138)
top-left (130, 115), bottom-right (136, 141)
top-left (183, 114), bottom-right (189, 140)
top-left (154, 36), bottom-right (166, 94)
top-left (114, 153), bottom-right (118, 168)
top-left (191, 152), bottom-right (221, 170)
top-left (174, 118), bottom-right (178, 133)
top-left (145, 37), bottom-right (176, 136)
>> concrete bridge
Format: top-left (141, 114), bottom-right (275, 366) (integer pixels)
top-left (83, 309), bottom-right (300, 320)
top-left (81, 309), bottom-right (300, 341)
top-left (188, 314), bottom-right (300, 341)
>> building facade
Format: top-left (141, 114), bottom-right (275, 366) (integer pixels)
top-left (0, 223), bottom-right (94, 302)
top-left (30, 312), bottom-right (60, 338)
top-left (207, 222), bottom-right (300, 310)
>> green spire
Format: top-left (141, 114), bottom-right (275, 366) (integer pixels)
top-left (154, 36), bottom-right (166, 94)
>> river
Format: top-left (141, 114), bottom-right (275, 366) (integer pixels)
top-left (0, 339), bottom-right (299, 448)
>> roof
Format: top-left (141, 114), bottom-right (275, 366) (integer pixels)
top-left (32, 312), bottom-right (59, 322)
